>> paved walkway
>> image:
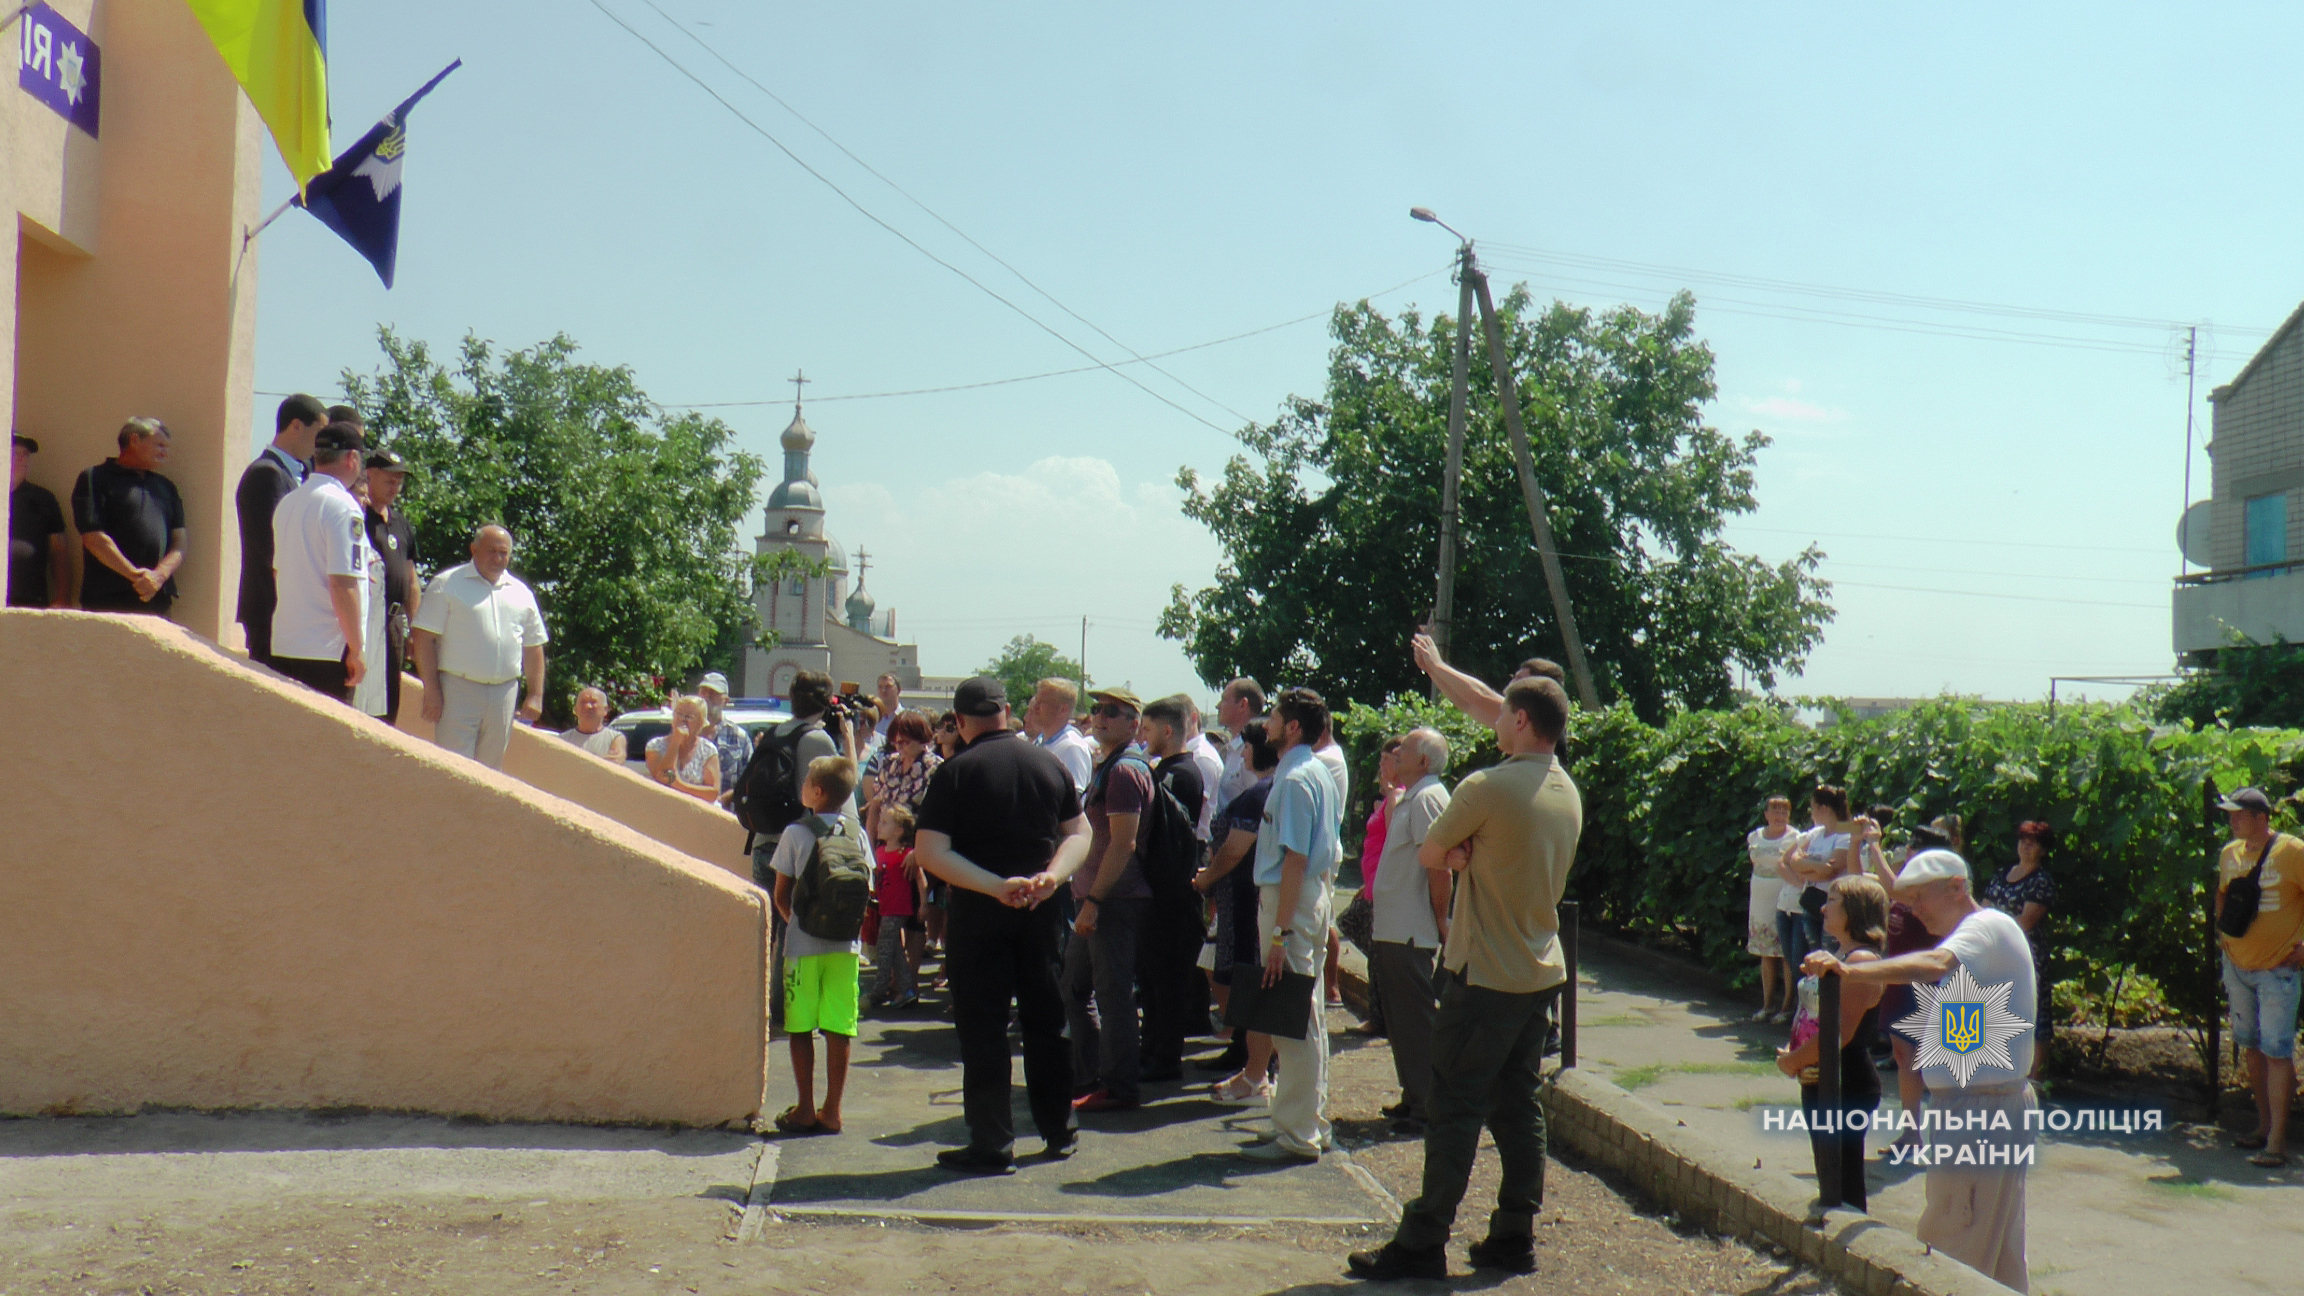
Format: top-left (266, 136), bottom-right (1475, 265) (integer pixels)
top-left (1573, 939), bottom-right (2304, 1296)
top-left (761, 1012), bottom-right (1394, 1226)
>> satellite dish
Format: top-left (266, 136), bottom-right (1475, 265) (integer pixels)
top-left (2178, 500), bottom-right (2214, 567)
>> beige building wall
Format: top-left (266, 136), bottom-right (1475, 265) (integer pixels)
top-left (1, 612), bottom-right (770, 1125)
top-left (6, 0), bottom-right (263, 641)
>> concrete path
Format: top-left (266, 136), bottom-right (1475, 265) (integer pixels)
top-left (1573, 939), bottom-right (2304, 1296)
top-left (762, 1013), bottom-right (1395, 1226)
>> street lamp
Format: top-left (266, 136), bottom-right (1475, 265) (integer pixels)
top-left (1409, 206), bottom-right (1471, 246)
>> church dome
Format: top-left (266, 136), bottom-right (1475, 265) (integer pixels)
top-left (767, 478), bottom-right (822, 510)
top-left (780, 408), bottom-right (815, 453)
top-left (846, 584), bottom-right (877, 625)
top-left (824, 535), bottom-right (847, 573)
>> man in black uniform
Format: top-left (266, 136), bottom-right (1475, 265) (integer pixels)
top-left (362, 447), bottom-right (419, 723)
top-left (9, 434), bottom-right (69, 608)
top-left (235, 394), bottom-right (325, 663)
top-left (72, 419), bottom-right (185, 617)
top-left (912, 675), bottom-right (1094, 1174)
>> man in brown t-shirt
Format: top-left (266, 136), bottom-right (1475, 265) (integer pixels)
top-left (1350, 676), bottom-right (1582, 1282)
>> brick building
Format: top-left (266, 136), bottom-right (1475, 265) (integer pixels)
top-left (2174, 303), bottom-right (2304, 663)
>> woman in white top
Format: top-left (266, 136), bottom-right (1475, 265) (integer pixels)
top-left (557, 685), bottom-right (628, 761)
top-left (1746, 795), bottom-right (1797, 1021)
top-left (1777, 784), bottom-right (1856, 999)
top-left (644, 693), bottom-right (721, 803)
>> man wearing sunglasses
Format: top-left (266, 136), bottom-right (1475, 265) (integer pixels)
top-left (1064, 688), bottom-right (1156, 1113)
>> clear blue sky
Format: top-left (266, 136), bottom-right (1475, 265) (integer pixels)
top-left (250, 2), bottom-right (2304, 705)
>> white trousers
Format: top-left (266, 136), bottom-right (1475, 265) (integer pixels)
top-left (435, 673), bottom-right (519, 770)
top-left (1259, 879), bottom-right (1332, 1156)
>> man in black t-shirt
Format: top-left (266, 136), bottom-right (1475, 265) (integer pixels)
top-left (912, 675), bottom-right (1092, 1174)
top-left (71, 419), bottom-right (185, 617)
top-left (9, 434), bottom-right (69, 608)
top-left (1139, 694), bottom-right (1209, 1080)
top-left (362, 448), bottom-right (420, 722)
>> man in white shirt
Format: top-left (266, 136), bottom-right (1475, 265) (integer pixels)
top-left (1214, 677), bottom-right (1266, 811)
top-left (1181, 697), bottom-right (1226, 842)
top-left (1803, 851), bottom-right (2036, 1294)
top-left (412, 524), bottom-right (549, 769)
top-left (1370, 727), bottom-right (1452, 1130)
top-left (1024, 676), bottom-right (1095, 794)
top-left (267, 423), bottom-right (371, 704)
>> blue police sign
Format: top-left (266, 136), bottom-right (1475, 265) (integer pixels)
top-left (17, 2), bottom-right (100, 138)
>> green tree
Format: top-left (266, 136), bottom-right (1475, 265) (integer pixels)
top-left (979, 634), bottom-right (1089, 709)
top-left (1160, 289), bottom-right (1832, 723)
top-left (342, 328), bottom-right (785, 723)
top-left (2154, 637), bottom-right (2304, 730)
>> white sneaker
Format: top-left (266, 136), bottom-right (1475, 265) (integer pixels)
top-left (1749, 1007), bottom-right (1773, 1022)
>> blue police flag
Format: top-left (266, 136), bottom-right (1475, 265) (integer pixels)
top-left (296, 60), bottom-right (461, 288)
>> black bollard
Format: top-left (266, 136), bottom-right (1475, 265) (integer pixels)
top-left (1816, 968), bottom-right (1843, 1210)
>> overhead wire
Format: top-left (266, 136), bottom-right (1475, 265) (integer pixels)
top-left (635, 0), bottom-right (1258, 427)
top-left (581, 0), bottom-right (1237, 436)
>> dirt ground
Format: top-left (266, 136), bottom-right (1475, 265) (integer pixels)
top-left (1, 1021), bottom-right (1840, 1296)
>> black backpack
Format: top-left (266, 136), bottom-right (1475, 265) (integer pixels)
top-left (1138, 758), bottom-right (1206, 905)
top-left (736, 717), bottom-right (822, 844)
top-left (2219, 836), bottom-right (2277, 939)
top-left (793, 814), bottom-right (873, 942)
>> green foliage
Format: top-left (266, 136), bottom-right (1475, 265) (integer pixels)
top-left (342, 328), bottom-right (778, 723)
top-left (979, 634), bottom-right (1089, 710)
top-left (1160, 288), bottom-right (1833, 723)
top-left (2155, 639), bottom-right (2304, 730)
top-left (1546, 694), bottom-right (2304, 1071)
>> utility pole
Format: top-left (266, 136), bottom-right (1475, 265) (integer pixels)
top-left (1429, 244), bottom-right (1477, 680)
top-left (1413, 207), bottom-right (1603, 711)
top-left (2181, 325), bottom-right (2198, 573)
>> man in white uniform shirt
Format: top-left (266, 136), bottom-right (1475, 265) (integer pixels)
top-left (267, 423), bottom-right (371, 704)
top-left (1214, 677), bottom-right (1266, 810)
top-left (1024, 676), bottom-right (1096, 794)
top-left (1370, 727), bottom-right (1452, 1129)
top-left (412, 524), bottom-right (549, 769)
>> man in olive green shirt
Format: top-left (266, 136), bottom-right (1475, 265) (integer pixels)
top-left (1350, 676), bottom-right (1582, 1282)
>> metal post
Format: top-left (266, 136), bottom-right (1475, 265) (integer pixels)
top-left (2204, 777), bottom-right (2222, 1102)
top-left (1816, 969), bottom-right (1844, 1210)
top-left (1467, 265), bottom-right (1603, 711)
top-left (1559, 899), bottom-right (1580, 1069)
top-left (1430, 251), bottom-right (1476, 674)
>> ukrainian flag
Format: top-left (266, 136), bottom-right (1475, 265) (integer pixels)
top-left (185, 0), bottom-right (331, 190)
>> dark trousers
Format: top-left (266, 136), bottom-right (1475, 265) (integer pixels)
top-left (1373, 941), bottom-right (1440, 1118)
top-left (272, 653), bottom-right (352, 704)
top-left (1138, 894), bottom-right (1204, 1075)
top-left (1396, 978), bottom-right (1563, 1251)
top-left (243, 617), bottom-right (272, 667)
top-left (1061, 895), bottom-right (1147, 1101)
top-left (382, 635), bottom-right (405, 724)
top-left (946, 891), bottom-right (1073, 1158)
top-left (1800, 1085), bottom-right (1877, 1211)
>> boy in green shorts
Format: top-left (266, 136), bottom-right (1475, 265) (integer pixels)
top-left (769, 755), bottom-right (867, 1135)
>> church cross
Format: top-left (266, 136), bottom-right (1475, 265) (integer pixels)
top-left (854, 546), bottom-right (870, 587)
top-left (790, 369), bottom-right (810, 410)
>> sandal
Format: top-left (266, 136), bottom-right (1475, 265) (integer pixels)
top-left (2232, 1132), bottom-right (2269, 1150)
top-left (1211, 1074), bottom-right (1271, 1105)
top-left (2248, 1150), bottom-right (2288, 1168)
top-left (774, 1106), bottom-right (826, 1135)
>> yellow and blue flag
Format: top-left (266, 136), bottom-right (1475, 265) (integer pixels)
top-left (184, 0), bottom-right (331, 190)
top-left (295, 61), bottom-right (459, 288)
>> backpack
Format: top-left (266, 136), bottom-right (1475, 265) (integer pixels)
top-left (736, 717), bottom-right (822, 842)
top-left (1137, 757), bottom-right (1206, 906)
top-left (2219, 836), bottom-right (2278, 940)
top-left (792, 814), bottom-right (873, 942)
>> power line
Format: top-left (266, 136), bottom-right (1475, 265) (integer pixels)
top-left (1481, 241), bottom-right (2270, 339)
top-left (581, 0), bottom-right (1235, 436)
top-left (635, 0), bottom-right (1256, 427)
top-left (664, 267), bottom-right (1443, 409)
top-left (1724, 524), bottom-right (2165, 556)
top-left (1827, 579), bottom-right (2161, 611)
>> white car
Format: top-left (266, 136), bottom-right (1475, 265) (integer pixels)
top-left (608, 700), bottom-right (793, 781)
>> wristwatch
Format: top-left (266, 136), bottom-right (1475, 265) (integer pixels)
top-left (1271, 927), bottom-right (1293, 945)
top-left (1082, 895), bottom-right (1104, 908)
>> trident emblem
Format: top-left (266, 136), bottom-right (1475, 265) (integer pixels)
top-left (1942, 1002), bottom-right (1984, 1054)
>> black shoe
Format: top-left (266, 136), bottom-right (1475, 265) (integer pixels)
top-left (1346, 1244), bottom-right (1446, 1281)
top-left (1379, 1100), bottom-right (1412, 1119)
top-left (1041, 1133), bottom-right (1079, 1160)
top-left (1466, 1235), bottom-right (1535, 1274)
top-left (1389, 1116), bottom-right (1427, 1137)
top-left (935, 1147), bottom-right (1016, 1175)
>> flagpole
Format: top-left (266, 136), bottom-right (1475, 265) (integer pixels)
top-left (241, 195), bottom-right (299, 253)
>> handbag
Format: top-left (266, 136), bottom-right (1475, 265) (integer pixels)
top-left (2219, 838), bottom-right (2276, 940)
top-left (860, 897), bottom-right (882, 949)
top-left (1799, 884), bottom-right (1828, 920)
top-left (1336, 889), bottom-right (1376, 953)
top-left (1224, 963), bottom-right (1318, 1040)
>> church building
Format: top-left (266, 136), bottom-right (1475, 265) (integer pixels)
top-left (743, 396), bottom-right (927, 699)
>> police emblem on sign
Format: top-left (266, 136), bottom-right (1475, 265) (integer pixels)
top-left (1942, 1002), bottom-right (1984, 1054)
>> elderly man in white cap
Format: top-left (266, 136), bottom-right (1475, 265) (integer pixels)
top-left (1803, 847), bottom-right (2037, 1293)
top-left (697, 671), bottom-right (751, 810)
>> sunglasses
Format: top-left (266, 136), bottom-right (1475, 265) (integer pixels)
top-left (1094, 702), bottom-right (1137, 719)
